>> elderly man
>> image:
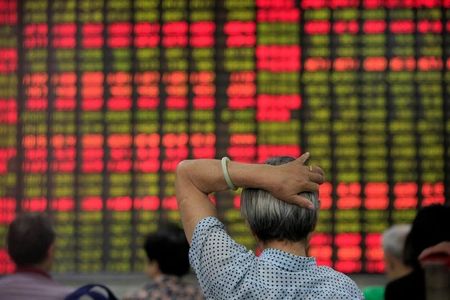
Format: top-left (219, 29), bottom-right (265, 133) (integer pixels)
top-left (175, 154), bottom-right (363, 299)
top-left (0, 213), bottom-right (73, 300)
top-left (382, 224), bottom-right (412, 281)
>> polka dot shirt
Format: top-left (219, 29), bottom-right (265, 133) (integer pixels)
top-left (189, 217), bottom-right (364, 300)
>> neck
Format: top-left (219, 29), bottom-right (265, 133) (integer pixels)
top-left (262, 240), bottom-right (307, 256)
top-left (390, 264), bottom-right (413, 280)
top-left (16, 263), bottom-right (51, 278)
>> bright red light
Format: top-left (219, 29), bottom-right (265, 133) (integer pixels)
top-left (394, 197), bottom-right (418, 209)
top-left (190, 22), bottom-right (215, 35)
top-left (192, 147), bottom-right (215, 158)
top-left (336, 233), bottom-right (361, 246)
top-left (335, 261), bottom-right (362, 273)
top-left (363, 20), bottom-right (386, 33)
top-left (82, 161), bottom-right (103, 173)
top-left (0, 198), bottom-right (15, 224)
top-left (334, 57), bottom-right (359, 71)
top-left (337, 246), bottom-right (362, 260)
top-left (135, 134), bottom-right (160, 148)
top-left (224, 21), bottom-right (255, 35)
top-left (330, 0), bottom-right (359, 8)
top-left (228, 146), bottom-right (257, 161)
top-left (107, 98), bottom-right (132, 110)
top-left (193, 97), bottom-right (215, 109)
top-left (134, 196), bottom-right (159, 211)
top-left (258, 145), bottom-right (300, 162)
top-left (190, 133), bottom-right (215, 147)
top-left (394, 182), bottom-right (417, 196)
top-left (230, 134), bottom-right (256, 145)
top-left (333, 21), bottom-right (358, 33)
top-left (310, 233), bottom-right (333, 245)
top-left (257, 9), bottom-right (299, 22)
top-left (390, 57), bottom-right (416, 71)
top-left (134, 23), bottom-right (159, 35)
top-left (137, 97), bottom-right (159, 109)
top-left (418, 57), bottom-right (443, 71)
top-left (107, 197), bottom-right (132, 211)
top-left (304, 58), bottom-right (331, 71)
top-left (22, 198), bottom-right (47, 212)
top-left (301, 0), bottom-right (326, 8)
top-left (135, 149), bottom-right (159, 161)
top-left (363, 57), bottom-right (387, 71)
top-left (390, 20), bottom-right (414, 33)
top-left (227, 83), bottom-right (256, 97)
top-left (82, 197), bottom-right (103, 211)
top-left (162, 197), bottom-right (178, 210)
top-left (418, 20), bottom-right (442, 33)
top-left (163, 21), bottom-right (188, 35)
top-left (51, 198), bottom-right (74, 211)
top-left (226, 35), bottom-right (256, 47)
top-left (26, 98), bottom-right (47, 110)
top-left (305, 21), bottom-right (330, 34)
top-left (134, 160), bottom-right (160, 172)
top-left (108, 36), bottom-right (131, 48)
top-left (309, 245), bottom-right (332, 260)
top-left (135, 35), bottom-right (159, 48)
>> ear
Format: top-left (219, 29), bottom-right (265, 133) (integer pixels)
top-left (47, 243), bottom-right (55, 260)
top-left (146, 259), bottom-right (161, 278)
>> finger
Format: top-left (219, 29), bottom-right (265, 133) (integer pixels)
top-left (298, 152), bottom-right (310, 164)
top-left (290, 195), bottom-right (315, 209)
top-left (309, 172), bottom-right (324, 184)
top-left (311, 166), bottom-right (325, 177)
top-left (302, 182), bottom-right (320, 192)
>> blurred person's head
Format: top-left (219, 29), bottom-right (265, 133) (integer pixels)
top-left (403, 204), bottom-right (450, 270)
top-left (382, 224), bottom-right (412, 280)
top-left (7, 213), bottom-right (56, 271)
top-left (144, 223), bottom-right (190, 279)
top-left (241, 156), bottom-right (319, 248)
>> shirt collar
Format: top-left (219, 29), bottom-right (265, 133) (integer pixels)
top-left (15, 266), bottom-right (52, 279)
top-left (259, 248), bottom-right (317, 272)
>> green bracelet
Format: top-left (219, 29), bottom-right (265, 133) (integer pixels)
top-left (221, 157), bottom-right (237, 191)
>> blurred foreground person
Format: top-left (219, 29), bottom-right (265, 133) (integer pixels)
top-left (124, 223), bottom-right (203, 300)
top-left (385, 205), bottom-right (450, 300)
top-left (0, 213), bottom-right (73, 300)
top-left (175, 154), bottom-right (363, 299)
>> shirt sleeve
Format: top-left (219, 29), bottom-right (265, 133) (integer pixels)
top-left (189, 216), bottom-right (255, 299)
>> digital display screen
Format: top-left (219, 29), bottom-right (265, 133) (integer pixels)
top-left (0, 0), bottom-right (448, 274)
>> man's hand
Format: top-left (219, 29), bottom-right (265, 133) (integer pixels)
top-left (264, 153), bottom-right (325, 209)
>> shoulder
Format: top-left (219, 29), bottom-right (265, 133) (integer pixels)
top-left (0, 273), bottom-right (73, 299)
top-left (315, 266), bottom-right (363, 298)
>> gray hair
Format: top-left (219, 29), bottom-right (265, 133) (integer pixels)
top-left (382, 224), bottom-right (411, 260)
top-left (240, 156), bottom-right (319, 242)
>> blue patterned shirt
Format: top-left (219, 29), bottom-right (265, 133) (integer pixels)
top-left (189, 217), bottom-right (364, 300)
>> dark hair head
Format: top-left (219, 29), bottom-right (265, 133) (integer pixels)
top-left (144, 223), bottom-right (190, 277)
top-left (403, 205), bottom-right (450, 269)
top-left (7, 213), bottom-right (55, 267)
top-left (241, 156), bottom-right (319, 243)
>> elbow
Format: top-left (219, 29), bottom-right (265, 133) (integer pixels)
top-left (175, 160), bottom-right (195, 189)
top-left (176, 160), bottom-right (191, 179)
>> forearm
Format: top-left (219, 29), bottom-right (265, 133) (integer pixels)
top-left (177, 159), bottom-right (273, 194)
